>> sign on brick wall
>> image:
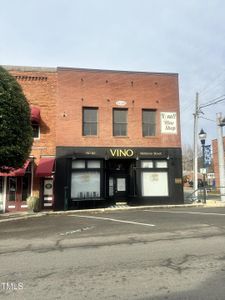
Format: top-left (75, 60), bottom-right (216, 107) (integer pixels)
top-left (161, 112), bottom-right (177, 134)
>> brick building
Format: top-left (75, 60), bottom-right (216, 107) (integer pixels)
top-left (55, 67), bottom-right (183, 209)
top-left (212, 137), bottom-right (225, 188)
top-left (0, 66), bottom-right (57, 212)
top-left (0, 66), bottom-right (184, 213)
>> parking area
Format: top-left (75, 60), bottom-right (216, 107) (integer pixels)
top-left (1, 206), bottom-right (225, 242)
top-left (2, 206), bottom-right (225, 300)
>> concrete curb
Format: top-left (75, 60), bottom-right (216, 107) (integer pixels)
top-left (1, 201), bottom-right (225, 223)
top-left (0, 212), bottom-right (48, 223)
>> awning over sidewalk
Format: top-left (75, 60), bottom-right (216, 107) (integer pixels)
top-left (31, 106), bottom-right (40, 123)
top-left (36, 157), bottom-right (55, 177)
top-left (0, 160), bottom-right (30, 177)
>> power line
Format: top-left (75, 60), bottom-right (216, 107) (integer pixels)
top-left (199, 116), bottom-right (216, 123)
top-left (182, 94), bottom-right (225, 131)
top-left (201, 94), bottom-right (225, 105)
top-left (199, 96), bottom-right (225, 109)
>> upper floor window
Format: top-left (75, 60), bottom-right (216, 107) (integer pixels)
top-left (32, 123), bottom-right (40, 139)
top-left (142, 109), bottom-right (156, 137)
top-left (83, 107), bottom-right (98, 136)
top-left (113, 108), bottom-right (128, 136)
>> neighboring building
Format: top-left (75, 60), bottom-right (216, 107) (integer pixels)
top-left (212, 137), bottom-right (225, 188)
top-left (0, 66), bottom-right (184, 213)
top-left (0, 66), bottom-right (57, 212)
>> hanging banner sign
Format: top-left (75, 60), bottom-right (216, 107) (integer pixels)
top-left (161, 112), bottom-right (177, 134)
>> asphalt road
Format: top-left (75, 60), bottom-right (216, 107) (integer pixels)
top-left (1, 207), bottom-right (225, 299)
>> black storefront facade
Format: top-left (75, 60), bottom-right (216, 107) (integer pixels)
top-left (54, 146), bottom-right (183, 210)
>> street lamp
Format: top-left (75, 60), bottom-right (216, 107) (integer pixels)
top-left (199, 128), bottom-right (207, 203)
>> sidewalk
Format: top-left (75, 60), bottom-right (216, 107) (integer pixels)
top-left (1, 200), bottom-right (225, 223)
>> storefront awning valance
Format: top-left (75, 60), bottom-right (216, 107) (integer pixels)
top-left (0, 160), bottom-right (30, 177)
top-left (36, 158), bottom-right (55, 177)
top-left (31, 106), bottom-right (40, 123)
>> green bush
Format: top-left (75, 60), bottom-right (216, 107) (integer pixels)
top-left (0, 66), bottom-right (33, 172)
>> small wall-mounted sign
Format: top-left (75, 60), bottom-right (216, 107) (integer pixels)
top-left (175, 178), bottom-right (182, 184)
top-left (116, 100), bottom-right (127, 106)
top-left (45, 183), bottom-right (53, 190)
top-left (161, 112), bottom-right (177, 134)
top-left (139, 151), bottom-right (164, 157)
top-left (200, 168), bottom-right (207, 174)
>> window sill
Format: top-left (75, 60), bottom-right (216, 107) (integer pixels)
top-left (82, 135), bottom-right (99, 138)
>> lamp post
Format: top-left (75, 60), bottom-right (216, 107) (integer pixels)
top-left (199, 128), bottom-right (207, 203)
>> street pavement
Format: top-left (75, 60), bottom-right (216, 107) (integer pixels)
top-left (1, 206), bottom-right (225, 299)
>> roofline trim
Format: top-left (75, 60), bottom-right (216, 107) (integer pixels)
top-left (2, 65), bottom-right (57, 72)
top-left (1, 65), bottom-right (178, 76)
top-left (57, 66), bottom-right (178, 76)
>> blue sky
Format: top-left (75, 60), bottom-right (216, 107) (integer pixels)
top-left (1, 0), bottom-right (225, 147)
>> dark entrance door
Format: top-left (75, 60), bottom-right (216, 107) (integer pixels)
top-left (107, 159), bottom-right (133, 203)
top-left (109, 175), bottom-right (127, 201)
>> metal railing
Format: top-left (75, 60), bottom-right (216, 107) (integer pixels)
top-left (184, 186), bottom-right (225, 204)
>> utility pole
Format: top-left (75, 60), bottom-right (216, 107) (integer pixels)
top-left (193, 92), bottom-right (199, 200)
top-left (216, 113), bottom-right (225, 202)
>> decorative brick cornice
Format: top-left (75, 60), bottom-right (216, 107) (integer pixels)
top-left (14, 75), bottom-right (48, 81)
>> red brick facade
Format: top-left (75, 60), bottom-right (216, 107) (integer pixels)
top-left (212, 137), bottom-right (225, 187)
top-left (9, 67), bottom-right (57, 158)
top-left (7, 67), bottom-right (57, 199)
top-left (57, 68), bottom-right (181, 148)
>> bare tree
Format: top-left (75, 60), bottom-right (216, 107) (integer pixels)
top-left (182, 144), bottom-right (194, 172)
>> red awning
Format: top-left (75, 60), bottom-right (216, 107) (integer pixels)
top-left (31, 106), bottom-right (40, 123)
top-left (0, 160), bottom-right (30, 177)
top-left (36, 158), bottom-right (55, 177)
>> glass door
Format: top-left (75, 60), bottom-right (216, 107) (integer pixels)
top-left (108, 175), bottom-right (128, 201)
top-left (0, 177), bottom-right (3, 212)
top-left (6, 177), bottom-right (17, 211)
top-left (115, 175), bottom-right (127, 200)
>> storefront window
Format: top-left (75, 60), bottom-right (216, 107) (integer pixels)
top-left (141, 172), bottom-right (168, 196)
top-left (22, 173), bottom-right (31, 201)
top-left (71, 171), bottom-right (100, 199)
top-left (0, 177), bottom-right (3, 210)
top-left (141, 160), bottom-right (168, 168)
top-left (141, 161), bottom-right (153, 168)
top-left (156, 161), bottom-right (168, 168)
top-left (72, 160), bottom-right (85, 169)
top-left (109, 177), bottom-right (114, 196)
top-left (87, 160), bottom-right (101, 168)
top-left (7, 177), bottom-right (17, 201)
top-left (72, 160), bottom-right (101, 169)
